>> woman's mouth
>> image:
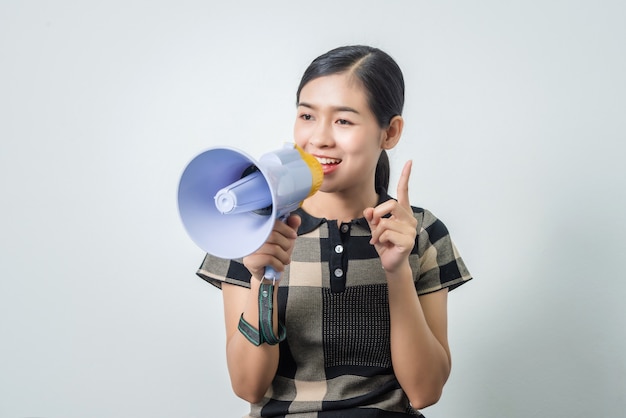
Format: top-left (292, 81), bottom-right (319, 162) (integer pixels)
top-left (316, 156), bottom-right (342, 174)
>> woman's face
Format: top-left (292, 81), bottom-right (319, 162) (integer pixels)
top-left (294, 73), bottom-right (385, 195)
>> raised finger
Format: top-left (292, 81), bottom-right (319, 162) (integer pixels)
top-left (396, 160), bottom-right (413, 209)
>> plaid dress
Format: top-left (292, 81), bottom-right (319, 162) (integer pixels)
top-left (197, 192), bottom-right (472, 417)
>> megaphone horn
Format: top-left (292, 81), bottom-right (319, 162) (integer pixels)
top-left (177, 142), bottom-right (323, 280)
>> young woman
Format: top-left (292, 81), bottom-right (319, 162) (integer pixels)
top-left (197, 45), bottom-right (472, 417)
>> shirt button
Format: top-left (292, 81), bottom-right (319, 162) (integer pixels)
top-left (334, 245), bottom-right (344, 254)
top-left (334, 268), bottom-right (344, 278)
top-left (340, 224), bottom-right (350, 233)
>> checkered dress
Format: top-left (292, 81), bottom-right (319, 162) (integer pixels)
top-left (197, 192), bottom-right (472, 417)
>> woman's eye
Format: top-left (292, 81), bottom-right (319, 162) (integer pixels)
top-left (300, 114), bottom-right (312, 121)
top-left (336, 119), bottom-right (352, 125)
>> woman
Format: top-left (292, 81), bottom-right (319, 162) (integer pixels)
top-left (197, 45), bottom-right (472, 417)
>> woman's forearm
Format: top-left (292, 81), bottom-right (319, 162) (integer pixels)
top-left (224, 279), bottom-right (280, 403)
top-left (386, 262), bottom-right (451, 409)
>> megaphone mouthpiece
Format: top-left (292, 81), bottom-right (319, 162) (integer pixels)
top-left (296, 145), bottom-right (324, 198)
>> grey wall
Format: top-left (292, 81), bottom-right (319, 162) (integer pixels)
top-left (1, 1), bottom-right (624, 417)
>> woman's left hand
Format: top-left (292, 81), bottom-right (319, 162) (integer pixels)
top-left (363, 160), bottom-right (418, 274)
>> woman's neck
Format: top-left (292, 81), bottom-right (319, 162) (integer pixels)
top-left (301, 189), bottom-right (379, 224)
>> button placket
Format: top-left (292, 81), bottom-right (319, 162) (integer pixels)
top-left (328, 221), bottom-right (350, 293)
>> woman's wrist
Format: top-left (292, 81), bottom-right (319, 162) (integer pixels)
top-left (239, 280), bottom-right (285, 346)
top-left (384, 259), bottom-right (412, 279)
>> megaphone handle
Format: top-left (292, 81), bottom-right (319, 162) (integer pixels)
top-left (262, 212), bottom-right (292, 282)
top-left (263, 266), bottom-right (280, 282)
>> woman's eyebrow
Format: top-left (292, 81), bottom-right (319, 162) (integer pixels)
top-left (297, 102), bottom-right (361, 114)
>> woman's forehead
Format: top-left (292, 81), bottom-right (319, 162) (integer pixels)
top-left (298, 73), bottom-right (368, 108)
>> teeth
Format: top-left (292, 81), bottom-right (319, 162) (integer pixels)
top-left (317, 157), bottom-right (341, 165)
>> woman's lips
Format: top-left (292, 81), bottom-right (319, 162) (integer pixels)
top-left (315, 156), bottom-right (341, 175)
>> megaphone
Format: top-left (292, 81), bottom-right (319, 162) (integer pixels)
top-left (177, 142), bottom-right (323, 279)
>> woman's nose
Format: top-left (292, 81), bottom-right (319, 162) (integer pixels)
top-left (309, 123), bottom-right (334, 148)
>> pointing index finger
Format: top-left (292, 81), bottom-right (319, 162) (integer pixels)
top-left (396, 160), bottom-right (413, 209)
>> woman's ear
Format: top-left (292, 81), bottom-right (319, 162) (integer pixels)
top-left (381, 115), bottom-right (404, 150)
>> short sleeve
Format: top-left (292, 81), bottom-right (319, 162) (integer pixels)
top-left (196, 254), bottom-right (252, 289)
top-left (413, 208), bottom-right (472, 295)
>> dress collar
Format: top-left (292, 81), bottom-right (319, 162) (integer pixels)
top-left (293, 188), bottom-right (394, 235)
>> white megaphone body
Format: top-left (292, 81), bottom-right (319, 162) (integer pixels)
top-left (177, 142), bottom-right (323, 280)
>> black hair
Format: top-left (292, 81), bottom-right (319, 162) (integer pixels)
top-left (296, 45), bottom-right (405, 192)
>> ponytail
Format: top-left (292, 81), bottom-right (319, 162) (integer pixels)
top-left (375, 150), bottom-right (390, 192)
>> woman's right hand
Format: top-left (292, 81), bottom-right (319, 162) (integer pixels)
top-left (243, 214), bottom-right (301, 281)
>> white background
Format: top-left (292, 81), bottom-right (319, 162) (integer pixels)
top-left (1, 1), bottom-right (625, 417)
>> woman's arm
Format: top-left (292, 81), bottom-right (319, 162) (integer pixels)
top-left (386, 264), bottom-right (451, 409)
top-left (220, 215), bottom-right (301, 403)
top-left (222, 281), bottom-right (280, 403)
top-left (364, 161), bottom-right (451, 408)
